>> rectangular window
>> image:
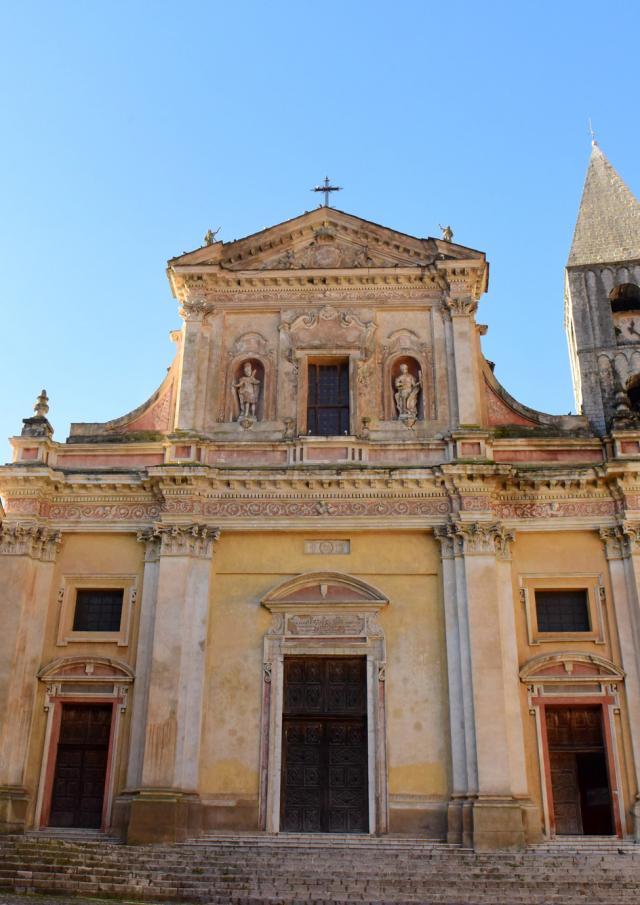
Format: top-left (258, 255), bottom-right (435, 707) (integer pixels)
top-left (73, 589), bottom-right (124, 633)
top-left (535, 589), bottom-right (590, 633)
top-left (307, 361), bottom-right (350, 436)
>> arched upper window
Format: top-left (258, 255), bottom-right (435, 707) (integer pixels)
top-left (609, 283), bottom-right (640, 313)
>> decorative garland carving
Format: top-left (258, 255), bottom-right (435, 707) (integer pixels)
top-left (494, 499), bottom-right (616, 520)
top-left (203, 497), bottom-right (450, 518)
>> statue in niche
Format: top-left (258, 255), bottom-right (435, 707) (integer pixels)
top-left (394, 363), bottom-right (422, 420)
top-left (234, 361), bottom-right (261, 422)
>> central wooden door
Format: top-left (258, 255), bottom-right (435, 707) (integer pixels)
top-left (49, 704), bottom-right (112, 828)
top-left (281, 657), bottom-right (368, 833)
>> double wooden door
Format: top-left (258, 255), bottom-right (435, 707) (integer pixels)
top-left (547, 707), bottom-right (614, 835)
top-left (281, 657), bottom-right (368, 833)
top-left (49, 704), bottom-right (112, 828)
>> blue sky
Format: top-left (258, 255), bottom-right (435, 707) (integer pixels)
top-left (2, 1), bottom-right (640, 460)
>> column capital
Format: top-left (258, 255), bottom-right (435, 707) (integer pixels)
top-left (600, 522), bottom-right (640, 560)
top-left (179, 298), bottom-right (215, 323)
top-left (137, 523), bottom-right (220, 559)
top-left (445, 296), bottom-right (478, 317)
top-left (435, 520), bottom-right (515, 561)
top-left (0, 523), bottom-right (61, 561)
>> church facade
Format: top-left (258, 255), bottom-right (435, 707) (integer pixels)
top-left (2, 145), bottom-right (640, 851)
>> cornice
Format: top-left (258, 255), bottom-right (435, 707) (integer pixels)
top-left (0, 459), bottom-right (637, 531)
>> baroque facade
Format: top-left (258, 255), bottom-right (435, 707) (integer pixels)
top-left (3, 144), bottom-right (640, 850)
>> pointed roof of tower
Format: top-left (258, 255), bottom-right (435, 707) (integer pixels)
top-left (568, 143), bottom-right (640, 266)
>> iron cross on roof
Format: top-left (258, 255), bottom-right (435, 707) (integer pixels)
top-left (312, 176), bottom-right (342, 207)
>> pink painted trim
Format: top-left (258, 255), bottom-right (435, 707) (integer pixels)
top-left (258, 677), bottom-right (271, 830)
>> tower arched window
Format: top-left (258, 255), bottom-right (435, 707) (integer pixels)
top-left (609, 283), bottom-right (640, 313)
top-left (627, 374), bottom-right (640, 412)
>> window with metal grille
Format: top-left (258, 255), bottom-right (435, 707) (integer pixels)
top-left (73, 589), bottom-right (124, 632)
top-left (535, 589), bottom-right (590, 632)
top-left (307, 361), bottom-right (350, 436)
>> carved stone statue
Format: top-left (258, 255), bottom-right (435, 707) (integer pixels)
top-left (234, 361), bottom-right (261, 420)
top-left (439, 224), bottom-right (453, 242)
top-left (394, 363), bottom-right (422, 419)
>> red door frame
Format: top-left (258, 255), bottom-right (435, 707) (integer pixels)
top-left (534, 695), bottom-right (622, 838)
top-left (40, 696), bottom-right (121, 831)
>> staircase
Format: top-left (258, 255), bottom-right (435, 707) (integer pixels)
top-left (1, 832), bottom-right (639, 903)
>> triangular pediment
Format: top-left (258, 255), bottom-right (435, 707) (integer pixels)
top-left (169, 207), bottom-right (485, 272)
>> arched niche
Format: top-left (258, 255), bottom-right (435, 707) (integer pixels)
top-left (628, 373), bottom-right (640, 413)
top-left (224, 354), bottom-right (273, 422)
top-left (258, 572), bottom-right (389, 835)
top-left (383, 353), bottom-right (428, 421)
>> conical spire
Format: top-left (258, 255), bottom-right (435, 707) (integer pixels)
top-left (568, 143), bottom-right (640, 266)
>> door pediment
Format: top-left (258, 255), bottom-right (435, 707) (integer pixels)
top-left (261, 571), bottom-right (388, 611)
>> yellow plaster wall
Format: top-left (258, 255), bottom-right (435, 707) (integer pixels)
top-left (200, 530), bottom-right (449, 800)
top-left (23, 532), bottom-right (144, 820)
top-left (510, 530), bottom-right (635, 832)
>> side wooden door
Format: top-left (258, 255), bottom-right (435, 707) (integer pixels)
top-left (49, 704), bottom-right (112, 828)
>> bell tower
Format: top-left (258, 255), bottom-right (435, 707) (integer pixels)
top-left (565, 142), bottom-right (640, 434)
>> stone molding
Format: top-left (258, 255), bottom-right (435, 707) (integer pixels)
top-left (435, 520), bottom-right (515, 560)
top-left (0, 523), bottom-right (61, 561)
top-left (136, 523), bottom-right (220, 559)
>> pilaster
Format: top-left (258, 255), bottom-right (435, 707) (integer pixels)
top-left (174, 300), bottom-right (214, 432)
top-left (600, 522), bottom-right (640, 835)
top-left (126, 523), bottom-right (219, 844)
top-left (436, 519), bottom-right (529, 850)
top-left (0, 523), bottom-right (61, 834)
top-left (444, 284), bottom-right (482, 426)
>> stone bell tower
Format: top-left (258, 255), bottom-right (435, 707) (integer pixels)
top-left (565, 142), bottom-right (640, 434)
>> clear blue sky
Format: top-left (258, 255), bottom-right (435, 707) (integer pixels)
top-left (2, 1), bottom-right (639, 461)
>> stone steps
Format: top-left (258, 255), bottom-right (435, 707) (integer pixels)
top-left (2, 834), bottom-right (640, 903)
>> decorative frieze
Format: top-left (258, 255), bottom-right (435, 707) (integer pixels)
top-left (494, 499), bottom-right (616, 520)
top-left (0, 524), bottom-right (61, 561)
top-left (203, 497), bottom-right (450, 518)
